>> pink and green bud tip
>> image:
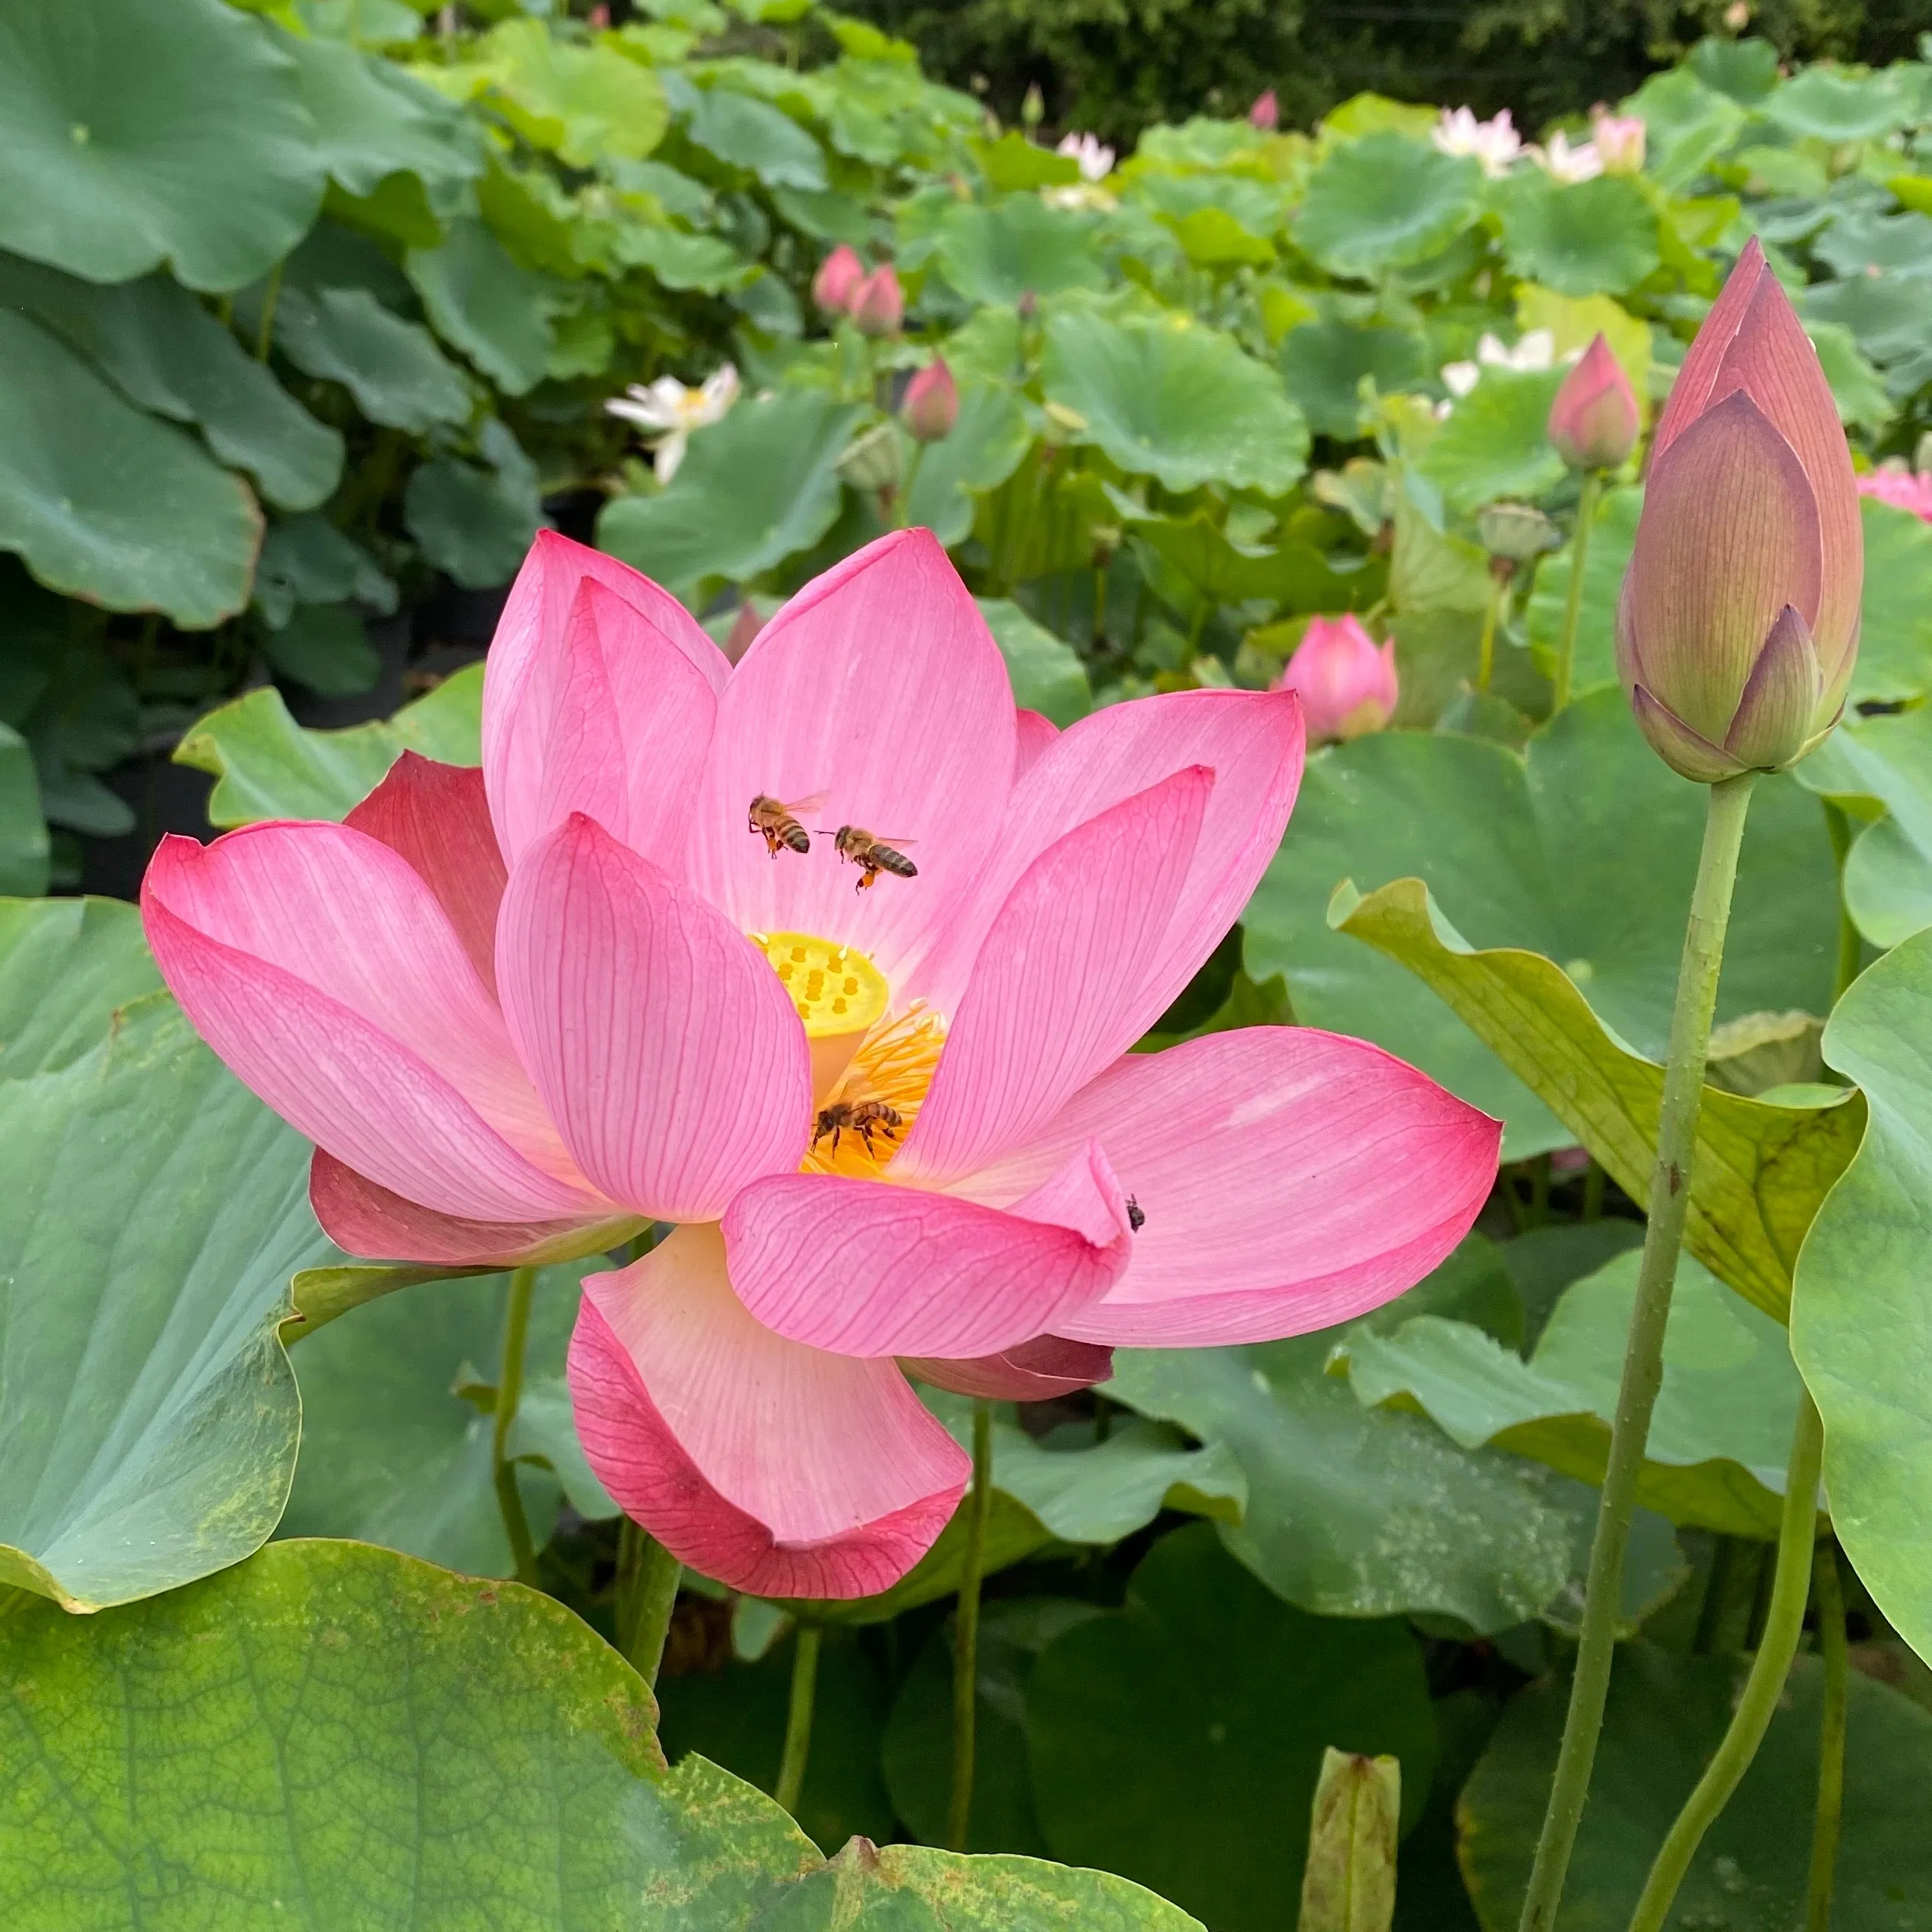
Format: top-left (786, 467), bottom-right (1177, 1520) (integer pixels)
top-left (850, 264), bottom-right (904, 337)
top-left (1548, 334), bottom-right (1640, 472)
top-left (812, 244), bottom-right (864, 316)
top-left (1617, 238), bottom-right (1862, 784)
top-left (902, 357), bottom-right (959, 443)
top-left (1276, 614), bottom-right (1399, 743)
top-left (1249, 89), bottom-right (1279, 130)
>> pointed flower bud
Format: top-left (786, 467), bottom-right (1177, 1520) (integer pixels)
top-left (850, 264), bottom-right (904, 337)
top-left (902, 356), bottom-right (959, 443)
top-left (1548, 334), bottom-right (1640, 471)
top-left (1618, 238), bottom-right (1862, 783)
top-left (1250, 88), bottom-right (1280, 130)
top-left (812, 244), bottom-right (865, 316)
top-left (1276, 614), bottom-right (1399, 742)
top-left (1299, 1750), bottom-right (1400, 1932)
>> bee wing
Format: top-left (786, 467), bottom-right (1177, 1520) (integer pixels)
top-left (865, 833), bottom-right (918, 848)
top-left (784, 791), bottom-right (829, 815)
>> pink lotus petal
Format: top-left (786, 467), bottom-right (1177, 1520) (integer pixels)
top-left (310, 1149), bottom-right (641, 1268)
top-left (345, 753), bottom-right (506, 996)
top-left (496, 814), bottom-right (811, 1221)
top-left (1015, 707), bottom-right (1060, 776)
top-left (722, 1138), bottom-right (1132, 1358)
top-left (688, 529), bottom-right (1019, 990)
top-left (501, 577), bottom-right (718, 872)
top-left (897, 768), bottom-right (1211, 1182)
top-left (902, 1334), bottom-right (1115, 1400)
top-left (952, 1027), bottom-right (1501, 1347)
top-left (484, 531), bottom-right (727, 867)
top-left (911, 688), bottom-right (1302, 1020)
top-left (570, 1224), bottom-right (969, 1597)
top-left (144, 831), bottom-right (600, 1222)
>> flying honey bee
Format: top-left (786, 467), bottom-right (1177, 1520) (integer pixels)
top-left (747, 792), bottom-right (825, 858)
top-left (812, 1099), bottom-right (903, 1155)
top-left (826, 825), bottom-right (918, 891)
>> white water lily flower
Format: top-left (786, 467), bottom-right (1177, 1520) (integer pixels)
top-left (606, 364), bottom-right (742, 482)
top-left (1056, 131), bottom-right (1115, 183)
top-left (1438, 329), bottom-right (1557, 411)
top-left (1533, 130), bottom-right (1604, 183)
top-left (1433, 106), bottom-right (1521, 178)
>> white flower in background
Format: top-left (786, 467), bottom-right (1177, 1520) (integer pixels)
top-left (604, 364), bottom-right (741, 482)
top-left (1433, 106), bottom-right (1522, 178)
top-left (1532, 130), bottom-right (1604, 183)
top-left (1056, 131), bottom-right (1115, 182)
top-left (1438, 329), bottom-right (1557, 409)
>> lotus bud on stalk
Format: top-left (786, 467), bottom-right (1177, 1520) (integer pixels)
top-left (1298, 1750), bottom-right (1400, 1932)
top-left (849, 264), bottom-right (904, 337)
top-left (1249, 88), bottom-right (1280, 130)
top-left (1548, 335), bottom-right (1640, 473)
top-left (903, 357), bottom-right (959, 445)
top-left (1275, 615), bottom-right (1398, 743)
top-left (1474, 502), bottom-right (1555, 691)
top-left (812, 244), bottom-right (865, 317)
top-left (1617, 236), bottom-right (1862, 784)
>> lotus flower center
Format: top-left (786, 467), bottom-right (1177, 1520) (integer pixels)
top-left (755, 931), bottom-right (944, 1180)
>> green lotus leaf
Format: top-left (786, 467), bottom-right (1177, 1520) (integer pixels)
top-left (1792, 927), bottom-right (1932, 1665)
top-left (253, 511), bottom-right (396, 627)
top-left (1160, 205), bottom-right (1274, 267)
top-left (0, 897), bottom-right (160, 1083)
top-left (1794, 708), bottom-right (1932, 948)
top-left (0, 0), bottom-right (324, 291)
top-left (1132, 172), bottom-right (1290, 239)
top-left (0, 727), bottom-right (45, 898)
top-left (1025, 1524), bottom-right (1436, 1932)
top-left (1808, 320), bottom-right (1892, 433)
top-left (478, 18), bottom-right (669, 167)
top-left (1244, 692), bottom-right (1844, 1168)
top-left (1621, 68), bottom-right (1746, 191)
top-left (1800, 275), bottom-right (1932, 396)
top-left (1846, 496), bottom-right (1932, 703)
top-left (903, 381), bottom-right (1032, 547)
top-left (1277, 319), bottom-right (1429, 440)
top-left (1417, 366), bottom-right (1566, 514)
top-left (1524, 484), bottom-right (1641, 699)
top-left (936, 197), bottom-right (1108, 306)
top-left (256, 278), bottom-right (472, 432)
top-left (598, 391), bottom-right (865, 594)
top-left (613, 222), bottom-right (758, 292)
top-left (1040, 312), bottom-right (1308, 495)
top-left (403, 419), bottom-right (543, 590)
top-left (174, 661), bottom-right (482, 826)
top-left (1291, 133), bottom-right (1484, 281)
top-left (0, 987), bottom-right (332, 1610)
top-left (974, 130), bottom-right (1081, 191)
top-left (261, 600), bottom-right (382, 697)
top-left (976, 597), bottom-right (1093, 726)
top-left (687, 84), bottom-right (828, 191)
top-left (1689, 34), bottom-right (1782, 103)
top-left (1766, 63), bottom-right (1911, 143)
top-left (1460, 1647), bottom-right (1932, 1928)
top-left (0, 311), bottom-right (260, 627)
top-left (406, 215), bottom-right (563, 394)
top-left (0, 253), bottom-right (343, 514)
top-left (1496, 172), bottom-right (1660, 298)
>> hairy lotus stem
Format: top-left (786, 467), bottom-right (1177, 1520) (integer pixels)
top-left (491, 1266), bottom-right (540, 1587)
top-left (1515, 770), bottom-right (1758, 1932)
top-left (1806, 1540), bottom-right (1849, 1932)
top-left (774, 1623), bottom-right (822, 1815)
top-left (1627, 1393), bottom-right (1825, 1932)
top-left (616, 1520), bottom-right (682, 1688)
top-left (947, 1400), bottom-right (995, 1851)
top-left (895, 442), bottom-right (926, 530)
top-left (1477, 564), bottom-right (1510, 693)
top-left (1553, 470), bottom-right (1602, 711)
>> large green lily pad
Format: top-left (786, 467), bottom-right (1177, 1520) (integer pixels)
top-left (174, 661), bottom-right (483, 825)
top-left (1792, 926), bottom-right (1932, 1665)
top-left (1026, 1524), bottom-right (1436, 1932)
top-left (0, 0), bottom-right (325, 291)
top-left (1417, 367), bottom-right (1566, 515)
top-left (0, 895), bottom-right (161, 1082)
top-left (0, 989), bottom-right (332, 1610)
top-left (1291, 134), bottom-right (1484, 281)
top-left (1495, 174), bottom-right (1659, 298)
top-left (0, 1540), bottom-right (1203, 1928)
top-left (0, 727), bottom-right (46, 898)
top-left (263, 280), bottom-right (473, 433)
top-left (935, 197), bottom-right (1108, 306)
top-left (1845, 495), bottom-right (1932, 705)
top-left (1794, 707), bottom-right (1932, 949)
top-left (407, 215), bottom-right (562, 395)
top-left (1459, 1647), bottom-right (1932, 1931)
top-left (1040, 311), bottom-right (1308, 496)
top-left (1523, 486), bottom-right (1641, 701)
top-left (903, 381), bottom-right (1032, 547)
top-left (1244, 692), bottom-right (1843, 1164)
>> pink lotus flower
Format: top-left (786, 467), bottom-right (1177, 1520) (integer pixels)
top-left (1276, 615), bottom-right (1400, 742)
top-left (813, 244), bottom-right (865, 315)
top-left (1548, 334), bottom-right (1640, 472)
top-left (1858, 467), bottom-right (1932, 522)
top-left (850, 264), bottom-right (904, 337)
top-left (902, 356), bottom-right (959, 443)
top-left (1249, 89), bottom-right (1279, 131)
top-left (1592, 111), bottom-right (1645, 174)
top-left (141, 530), bottom-right (1498, 1598)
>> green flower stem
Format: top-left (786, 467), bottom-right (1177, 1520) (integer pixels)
top-left (490, 1266), bottom-right (540, 1588)
top-left (1477, 568), bottom-right (1508, 693)
top-left (895, 441), bottom-right (926, 530)
top-left (946, 1400), bottom-right (995, 1852)
top-left (1823, 802), bottom-right (1862, 995)
top-left (253, 258), bottom-right (283, 363)
top-left (1552, 470), bottom-right (1603, 711)
top-left (616, 1520), bottom-right (682, 1689)
top-left (1515, 770), bottom-right (1759, 1932)
top-left (774, 1623), bottom-right (822, 1816)
top-left (1806, 1540), bottom-right (1849, 1932)
top-left (1628, 1392), bottom-right (1825, 1932)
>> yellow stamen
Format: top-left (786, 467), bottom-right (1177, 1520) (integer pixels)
top-left (805, 1004), bottom-right (947, 1181)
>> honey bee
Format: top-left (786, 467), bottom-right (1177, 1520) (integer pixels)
top-left (747, 792), bottom-right (825, 858)
top-left (812, 1099), bottom-right (903, 1155)
top-left (827, 825), bottom-right (918, 891)
top-left (1127, 1194), bottom-right (1145, 1233)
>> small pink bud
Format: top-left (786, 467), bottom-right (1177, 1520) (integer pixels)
top-left (1275, 614), bottom-right (1399, 743)
top-left (850, 264), bottom-right (904, 337)
top-left (1548, 334), bottom-right (1640, 472)
top-left (902, 356), bottom-right (959, 443)
top-left (812, 244), bottom-right (865, 316)
top-left (1618, 238), bottom-right (1862, 782)
top-left (1592, 112), bottom-right (1645, 174)
top-left (1249, 89), bottom-right (1280, 130)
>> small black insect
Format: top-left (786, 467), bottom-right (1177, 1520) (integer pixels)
top-left (1126, 1194), bottom-right (1145, 1233)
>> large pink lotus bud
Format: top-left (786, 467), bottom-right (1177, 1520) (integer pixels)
top-left (1617, 238), bottom-right (1861, 783)
top-left (1276, 614), bottom-right (1399, 742)
top-left (1592, 112), bottom-right (1646, 174)
top-left (1548, 334), bottom-right (1640, 471)
top-left (903, 356), bottom-right (959, 443)
top-left (1249, 89), bottom-right (1279, 130)
top-left (812, 244), bottom-right (865, 316)
top-left (850, 264), bottom-right (904, 337)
